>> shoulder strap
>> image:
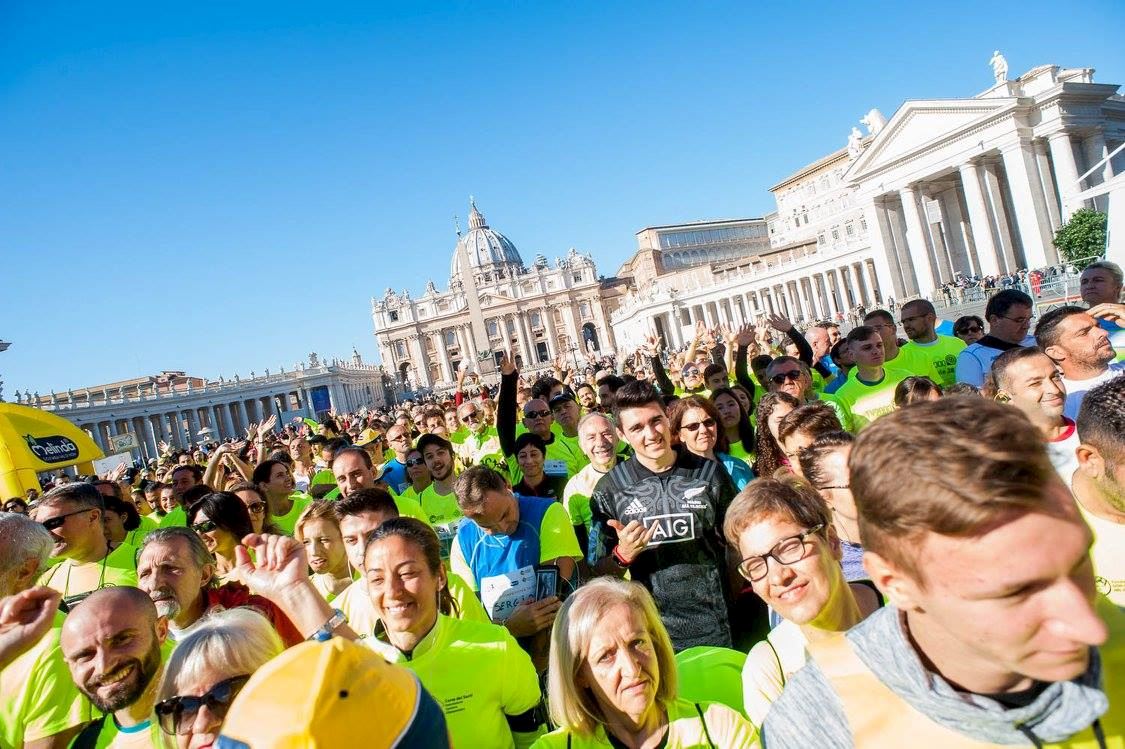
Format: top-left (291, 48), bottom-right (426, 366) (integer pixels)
top-left (71, 715), bottom-right (109, 749)
top-left (766, 637), bottom-right (786, 688)
top-left (694, 703), bottom-right (715, 749)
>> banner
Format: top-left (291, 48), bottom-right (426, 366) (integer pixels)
top-left (0, 403), bottom-right (104, 496)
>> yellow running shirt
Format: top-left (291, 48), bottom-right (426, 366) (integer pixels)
top-left (530, 698), bottom-right (758, 748)
top-left (895, 335), bottom-right (966, 388)
top-left (834, 368), bottom-right (912, 431)
top-left (419, 484), bottom-right (464, 559)
top-left (0, 611), bottom-right (90, 748)
top-left (38, 542), bottom-right (139, 607)
top-left (271, 494), bottom-right (313, 536)
top-left (366, 614), bottom-right (542, 749)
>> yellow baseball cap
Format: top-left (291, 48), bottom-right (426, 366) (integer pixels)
top-left (216, 638), bottom-right (450, 748)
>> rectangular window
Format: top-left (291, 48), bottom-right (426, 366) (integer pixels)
top-left (845, 223), bottom-right (855, 237)
top-left (536, 342), bottom-right (549, 363)
top-left (573, 273), bottom-right (582, 283)
top-left (389, 311), bottom-right (399, 322)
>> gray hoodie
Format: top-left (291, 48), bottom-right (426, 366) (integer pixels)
top-left (761, 606), bottom-right (1110, 748)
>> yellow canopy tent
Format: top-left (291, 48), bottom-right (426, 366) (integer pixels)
top-left (0, 403), bottom-right (104, 497)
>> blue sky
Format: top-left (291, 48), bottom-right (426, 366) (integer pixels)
top-left (2, 1), bottom-right (1123, 395)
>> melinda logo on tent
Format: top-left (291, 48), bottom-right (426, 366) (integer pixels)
top-left (24, 434), bottom-right (80, 464)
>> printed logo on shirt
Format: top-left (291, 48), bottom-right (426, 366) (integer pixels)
top-left (623, 498), bottom-right (647, 516)
top-left (642, 513), bottom-right (696, 546)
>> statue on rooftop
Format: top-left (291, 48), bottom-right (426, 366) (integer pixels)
top-left (847, 126), bottom-right (864, 158)
top-left (990, 50), bottom-right (1008, 84)
top-left (860, 108), bottom-right (887, 136)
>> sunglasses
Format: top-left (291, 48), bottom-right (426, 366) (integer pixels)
top-left (155, 674), bottom-right (250, 735)
top-left (462, 412), bottom-right (481, 422)
top-left (191, 520), bottom-right (217, 534)
top-left (40, 508), bottom-right (92, 531)
top-left (680, 417), bottom-right (716, 432)
top-left (770, 371), bottom-right (803, 385)
top-left (405, 458), bottom-right (426, 467)
top-left (683, 368), bottom-right (700, 377)
top-left (958, 325), bottom-right (983, 334)
top-left (246, 502), bottom-right (266, 515)
top-left (524, 410), bottom-right (551, 419)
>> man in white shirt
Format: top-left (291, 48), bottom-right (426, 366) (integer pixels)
top-left (991, 347), bottom-right (1079, 484)
top-left (955, 288), bottom-right (1035, 387)
top-left (1034, 305), bottom-right (1125, 419)
top-left (1080, 261), bottom-right (1125, 359)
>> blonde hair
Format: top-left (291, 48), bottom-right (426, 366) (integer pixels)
top-left (156, 608), bottom-right (283, 704)
top-left (546, 578), bottom-right (677, 737)
top-left (293, 499), bottom-right (340, 542)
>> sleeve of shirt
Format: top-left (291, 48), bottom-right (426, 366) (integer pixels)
top-left (538, 502), bottom-right (583, 562)
top-left (818, 393), bottom-right (854, 433)
top-left (587, 485), bottom-right (619, 565)
top-left (742, 640), bottom-right (786, 727)
top-left (501, 629), bottom-right (544, 716)
top-left (449, 531), bottom-right (476, 592)
top-left (955, 348), bottom-right (984, 387)
top-left (699, 703), bottom-right (760, 749)
top-left (20, 637), bottom-right (90, 742)
top-left (448, 572), bottom-right (490, 622)
top-left (394, 493), bottom-right (428, 523)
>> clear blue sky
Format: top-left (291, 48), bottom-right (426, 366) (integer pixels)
top-left (3, 1), bottom-right (1123, 395)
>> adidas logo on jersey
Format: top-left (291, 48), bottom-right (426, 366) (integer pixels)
top-left (623, 499), bottom-right (647, 516)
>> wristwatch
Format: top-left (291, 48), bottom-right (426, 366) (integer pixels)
top-left (308, 609), bottom-right (347, 642)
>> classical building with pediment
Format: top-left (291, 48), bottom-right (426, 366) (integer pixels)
top-left (371, 200), bottom-right (615, 390)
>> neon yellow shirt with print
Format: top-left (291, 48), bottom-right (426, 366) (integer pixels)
top-left (124, 513), bottom-right (159, 547)
top-left (335, 572), bottom-right (489, 639)
top-left (884, 345), bottom-right (943, 384)
top-left (366, 614), bottom-right (542, 749)
top-left (420, 483), bottom-right (464, 559)
top-left (833, 367), bottom-right (912, 431)
top-left (270, 493), bottom-right (313, 536)
top-left (895, 334), bottom-right (966, 388)
top-left (38, 542), bottom-right (139, 603)
top-left (1078, 502), bottom-right (1125, 606)
top-left (530, 698), bottom-right (758, 749)
top-left (1, 610), bottom-right (91, 748)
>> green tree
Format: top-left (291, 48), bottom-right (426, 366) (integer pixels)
top-left (1053, 208), bottom-right (1107, 269)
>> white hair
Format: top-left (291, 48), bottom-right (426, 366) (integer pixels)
top-left (0, 511), bottom-right (53, 579)
top-left (156, 607), bottom-right (283, 703)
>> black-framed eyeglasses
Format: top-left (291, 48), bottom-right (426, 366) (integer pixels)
top-left (405, 458), bottom-right (426, 467)
top-left (524, 410), bottom-right (551, 419)
top-left (191, 520), bottom-right (217, 534)
top-left (737, 524), bottom-right (824, 582)
top-left (818, 484), bottom-right (850, 491)
top-left (680, 417), bottom-right (716, 432)
top-left (770, 370), bottom-right (803, 385)
top-left (246, 502), bottom-right (266, 515)
top-left (1002, 315), bottom-right (1031, 325)
top-left (155, 674), bottom-right (250, 735)
top-left (40, 508), bottom-right (93, 531)
top-left (899, 314), bottom-right (931, 325)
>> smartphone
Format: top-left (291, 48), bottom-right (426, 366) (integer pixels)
top-left (535, 564), bottom-right (560, 601)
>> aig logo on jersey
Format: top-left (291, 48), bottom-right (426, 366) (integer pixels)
top-left (643, 513), bottom-right (696, 546)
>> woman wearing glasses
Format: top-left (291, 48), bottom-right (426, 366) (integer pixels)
top-left (953, 315), bottom-right (986, 345)
top-left (723, 478), bottom-right (880, 726)
top-left (667, 396), bottom-right (754, 490)
top-left (398, 447), bottom-right (432, 505)
top-left (185, 492), bottom-right (254, 582)
top-left (154, 607), bottom-right (283, 748)
top-left (229, 482), bottom-right (282, 536)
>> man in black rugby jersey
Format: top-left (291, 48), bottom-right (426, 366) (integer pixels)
top-left (588, 380), bottom-right (737, 650)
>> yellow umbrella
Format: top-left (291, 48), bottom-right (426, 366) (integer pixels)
top-left (0, 403), bottom-right (104, 497)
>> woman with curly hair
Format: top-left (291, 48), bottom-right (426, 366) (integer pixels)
top-left (753, 392), bottom-right (800, 478)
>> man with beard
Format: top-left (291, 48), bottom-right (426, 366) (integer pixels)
top-left (1080, 260), bottom-right (1125, 358)
top-left (135, 527), bottom-right (303, 646)
top-left (61, 587), bottom-right (170, 747)
top-left (416, 434), bottom-right (462, 558)
top-left (1035, 305), bottom-right (1125, 419)
top-left (329, 446), bottom-right (426, 519)
top-left (896, 299), bottom-right (965, 387)
top-left (34, 483), bottom-right (138, 608)
top-left (0, 513), bottom-right (89, 748)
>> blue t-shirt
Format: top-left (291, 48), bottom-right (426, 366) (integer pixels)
top-left (380, 458), bottom-right (409, 495)
top-left (454, 495), bottom-right (554, 590)
top-left (1099, 318), bottom-right (1125, 360)
top-left (823, 371), bottom-right (849, 395)
top-left (717, 452), bottom-right (754, 491)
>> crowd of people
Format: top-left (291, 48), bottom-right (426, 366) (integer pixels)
top-left (2, 261), bottom-right (1124, 747)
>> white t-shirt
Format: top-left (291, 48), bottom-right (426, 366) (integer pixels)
top-left (1045, 418), bottom-right (1081, 487)
top-left (1062, 362), bottom-right (1125, 419)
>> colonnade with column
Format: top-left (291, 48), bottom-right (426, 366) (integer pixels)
top-left (864, 129), bottom-right (1116, 300)
top-left (639, 257), bottom-right (883, 350)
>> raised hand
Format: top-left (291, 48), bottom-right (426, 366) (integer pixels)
top-left (1088, 302), bottom-right (1125, 326)
top-left (231, 534), bottom-right (312, 599)
top-left (499, 349), bottom-right (517, 376)
top-left (0, 587), bottom-right (61, 670)
top-left (245, 423), bottom-right (260, 441)
top-left (260, 414), bottom-right (278, 435)
top-left (694, 320), bottom-right (707, 340)
top-left (734, 323), bottom-right (756, 347)
top-left (766, 313), bottom-right (794, 333)
top-left (607, 519), bottom-right (659, 564)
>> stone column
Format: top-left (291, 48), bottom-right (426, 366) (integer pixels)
top-left (864, 203), bottom-right (903, 301)
top-left (408, 335), bottom-right (432, 388)
top-left (936, 188), bottom-right (972, 278)
top-left (958, 161), bottom-right (1002, 276)
top-left (1001, 141), bottom-right (1055, 267)
top-left (981, 161), bottom-right (1020, 274)
top-left (184, 409), bottom-right (199, 446)
top-left (863, 261), bottom-right (882, 305)
top-left (1047, 131), bottom-right (1084, 220)
top-left (138, 415), bottom-right (158, 458)
top-left (899, 185), bottom-right (937, 297)
top-left (514, 316), bottom-right (533, 368)
top-left (435, 331), bottom-right (454, 384)
top-left (1084, 129), bottom-right (1114, 184)
top-left (1031, 140), bottom-right (1063, 232)
top-left (542, 308), bottom-right (558, 359)
top-left (885, 202), bottom-right (917, 296)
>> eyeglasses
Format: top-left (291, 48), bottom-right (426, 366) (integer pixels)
top-left (405, 458), bottom-right (426, 467)
top-left (40, 508), bottom-right (93, 531)
top-left (246, 502), bottom-right (266, 515)
top-left (680, 417), bottom-right (716, 432)
top-left (899, 314), bottom-right (930, 325)
top-left (818, 484), bottom-right (850, 491)
top-left (1002, 316), bottom-right (1032, 325)
top-left (683, 368), bottom-right (700, 377)
top-left (770, 371), bottom-right (803, 385)
top-left (957, 325), bottom-right (983, 334)
top-left (462, 412), bottom-right (480, 422)
top-left (191, 520), bottom-right (217, 534)
top-left (155, 674), bottom-right (250, 735)
top-left (524, 410), bottom-right (551, 419)
top-left (388, 433), bottom-right (410, 443)
top-left (737, 524), bottom-right (824, 582)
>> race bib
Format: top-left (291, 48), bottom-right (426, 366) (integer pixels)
top-left (543, 459), bottom-right (568, 477)
top-left (480, 565), bottom-right (536, 623)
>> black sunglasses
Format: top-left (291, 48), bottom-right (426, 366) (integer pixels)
top-left (405, 458), bottom-right (426, 467)
top-left (191, 520), bottom-right (217, 534)
top-left (155, 674), bottom-right (250, 735)
top-left (680, 417), bottom-right (716, 432)
top-left (524, 409), bottom-right (551, 419)
top-left (770, 371), bottom-right (803, 385)
top-left (958, 325), bottom-right (983, 334)
top-left (40, 508), bottom-right (93, 531)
